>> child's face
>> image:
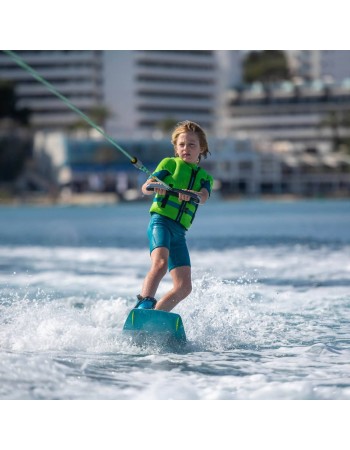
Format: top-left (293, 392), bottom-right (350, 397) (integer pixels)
top-left (175, 132), bottom-right (202, 164)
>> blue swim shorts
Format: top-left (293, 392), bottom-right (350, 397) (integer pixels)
top-left (147, 213), bottom-right (191, 271)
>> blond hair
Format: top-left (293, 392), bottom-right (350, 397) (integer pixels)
top-left (171, 120), bottom-right (210, 162)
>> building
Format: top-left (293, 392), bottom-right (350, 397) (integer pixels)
top-left (30, 131), bottom-right (350, 201)
top-left (0, 50), bottom-right (104, 129)
top-left (32, 132), bottom-right (187, 200)
top-left (103, 50), bottom-right (219, 137)
top-left (1, 50), bottom-right (221, 137)
top-left (286, 50), bottom-right (350, 83)
top-left (3, 50), bottom-right (350, 136)
top-left (223, 78), bottom-right (350, 150)
top-left (206, 136), bottom-right (350, 197)
top-left (2, 50), bottom-right (350, 199)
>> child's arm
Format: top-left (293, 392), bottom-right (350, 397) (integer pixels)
top-left (185, 188), bottom-right (209, 204)
top-left (198, 188), bottom-right (210, 204)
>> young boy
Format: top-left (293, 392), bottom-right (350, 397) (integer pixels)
top-left (135, 120), bottom-right (213, 312)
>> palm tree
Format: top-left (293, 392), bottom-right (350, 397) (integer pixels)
top-left (156, 117), bottom-right (178, 134)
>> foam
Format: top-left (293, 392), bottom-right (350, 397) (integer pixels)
top-left (1, 238), bottom-right (350, 399)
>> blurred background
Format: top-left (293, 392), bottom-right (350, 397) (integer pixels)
top-left (1, 49), bottom-right (350, 205)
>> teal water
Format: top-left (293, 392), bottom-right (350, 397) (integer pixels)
top-left (0, 199), bottom-right (350, 399)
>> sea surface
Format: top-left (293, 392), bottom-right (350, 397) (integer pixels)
top-left (1, 198), bottom-right (350, 401)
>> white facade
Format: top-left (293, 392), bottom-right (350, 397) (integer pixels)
top-left (103, 50), bottom-right (219, 138)
top-left (286, 50), bottom-right (350, 82)
top-left (102, 51), bottom-right (136, 138)
top-left (215, 50), bottom-right (244, 136)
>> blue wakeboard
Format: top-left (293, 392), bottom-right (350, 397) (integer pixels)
top-left (123, 309), bottom-right (186, 348)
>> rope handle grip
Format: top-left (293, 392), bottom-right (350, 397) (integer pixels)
top-left (146, 183), bottom-right (201, 204)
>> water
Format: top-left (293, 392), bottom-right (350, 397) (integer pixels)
top-left (1, 199), bottom-right (350, 401)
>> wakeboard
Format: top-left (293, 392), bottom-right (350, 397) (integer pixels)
top-left (123, 308), bottom-right (186, 348)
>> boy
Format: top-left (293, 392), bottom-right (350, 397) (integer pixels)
top-left (136, 120), bottom-right (213, 312)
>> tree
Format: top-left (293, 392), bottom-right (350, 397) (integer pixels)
top-left (0, 136), bottom-right (31, 182)
top-left (242, 51), bottom-right (291, 85)
top-left (0, 80), bottom-right (31, 125)
top-left (156, 117), bottom-right (178, 134)
top-left (0, 80), bottom-right (32, 183)
top-left (319, 110), bottom-right (350, 153)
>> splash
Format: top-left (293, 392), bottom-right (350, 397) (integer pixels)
top-left (176, 271), bottom-right (283, 351)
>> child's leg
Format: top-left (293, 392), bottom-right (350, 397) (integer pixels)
top-left (141, 247), bottom-right (169, 299)
top-left (155, 266), bottom-right (192, 312)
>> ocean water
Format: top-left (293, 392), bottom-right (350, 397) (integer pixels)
top-left (1, 199), bottom-right (350, 402)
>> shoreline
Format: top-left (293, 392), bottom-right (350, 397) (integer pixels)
top-left (1, 191), bottom-right (350, 206)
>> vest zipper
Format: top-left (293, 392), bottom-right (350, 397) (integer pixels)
top-left (175, 168), bottom-right (199, 224)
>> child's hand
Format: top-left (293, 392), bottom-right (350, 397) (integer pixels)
top-left (178, 190), bottom-right (202, 202)
top-left (153, 184), bottom-right (167, 196)
top-left (178, 191), bottom-right (190, 202)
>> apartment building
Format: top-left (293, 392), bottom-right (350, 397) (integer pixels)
top-left (0, 50), bottom-right (220, 136)
top-left (103, 50), bottom-right (218, 137)
top-left (0, 50), bottom-right (104, 129)
top-left (223, 78), bottom-right (350, 150)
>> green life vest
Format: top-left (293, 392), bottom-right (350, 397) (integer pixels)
top-left (149, 157), bottom-right (213, 230)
